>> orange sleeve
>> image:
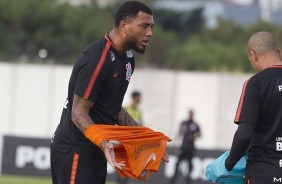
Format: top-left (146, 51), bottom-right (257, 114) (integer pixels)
top-left (83, 124), bottom-right (104, 149)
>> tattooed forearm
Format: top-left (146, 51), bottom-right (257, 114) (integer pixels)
top-left (72, 113), bottom-right (93, 132)
top-left (100, 140), bottom-right (108, 151)
top-left (72, 95), bottom-right (95, 132)
top-left (117, 107), bottom-right (141, 126)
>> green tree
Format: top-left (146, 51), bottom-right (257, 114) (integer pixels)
top-left (1, 0), bottom-right (282, 72)
top-left (153, 8), bottom-right (204, 37)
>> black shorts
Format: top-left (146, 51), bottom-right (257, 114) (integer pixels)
top-left (51, 145), bottom-right (107, 184)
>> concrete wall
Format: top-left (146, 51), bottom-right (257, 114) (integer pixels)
top-left (0, 62), bottom-right (252, 150)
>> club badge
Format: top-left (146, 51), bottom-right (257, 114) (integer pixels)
top-left (126, 62), bottom-right (132, 82)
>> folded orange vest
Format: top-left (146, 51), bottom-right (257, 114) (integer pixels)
top-left (84, 125), bottom-right (169, 181)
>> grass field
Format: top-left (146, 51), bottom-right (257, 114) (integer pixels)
top-left (0, 175), bottom-right (116, 184)
top-left (0, 175), bottom-right (51, 184)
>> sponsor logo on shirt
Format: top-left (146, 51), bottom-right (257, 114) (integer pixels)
top-left (51, 134), bottom-right (55, 143)
top-left (274, 177), bottom-right (282, 183)
top-left (134, 142), bottom-right (160, 160)
top-left (126, 62), bottom-right (132, 82)
top-left (144, 152), bottom-right (156, 168)
top-left (113, 72), bottom-right (118, 78)
top-left (110, 51), bottom-right (115, 61)
top-left (276, 137), bottom-right (282, 151)
top-left (63, 98), bottom-right (68, 109)
top-left (139, 153), bottom-right (157, 178)
top-left (278, 85), bottom-right (282, 91)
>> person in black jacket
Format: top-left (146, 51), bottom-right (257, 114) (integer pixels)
top-left (170, 109), bottom-right (201, 184)
top-left (225, 31), bottom-right (282, 184)
top-left (50, 1), bottom-right (170, 184)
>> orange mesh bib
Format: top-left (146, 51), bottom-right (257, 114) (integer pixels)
top-left (84, 125), bottom-right (169, 181)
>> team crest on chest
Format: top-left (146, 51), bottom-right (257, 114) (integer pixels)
top-left (126, 62), bottom-right (132, 82)
top-left (110, 51), bottom-right (115, 61)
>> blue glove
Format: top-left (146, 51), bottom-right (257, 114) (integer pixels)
top-left (205, 151), bottom-right (247, 184)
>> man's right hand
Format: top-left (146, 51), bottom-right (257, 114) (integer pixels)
top-left (100, 140), bottom-right (125, 169)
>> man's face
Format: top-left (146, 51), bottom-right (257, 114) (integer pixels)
top-left (124, 12), bottom-right (154, 53)
top-left (188, 110), bottom-right (194, 119)
top-left (133, 95), bottom-right (141, 104)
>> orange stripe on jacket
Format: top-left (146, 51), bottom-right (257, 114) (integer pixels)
top-left (235, 79), bottom-right (249, 123)
top-left (104, 35), bottom-right (116, 49)
top-left (268, 65), bottom-right (282, 69)
top-left (70, 153), bottom-right (79, 184)
top-left (84, 125), bottom-right (169, 181)
top-left (84, 42), bottom-right (110, 99)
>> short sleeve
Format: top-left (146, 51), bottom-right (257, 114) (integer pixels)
top-left (74, 45), bottom-right (110, 102)
top-left (196, 124), bottom-right (200, 134)
top-left (234, 79), bottom-right (260, 125)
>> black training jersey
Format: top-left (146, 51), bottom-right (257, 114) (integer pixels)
top-left (180, 120), bottom-right (200, 151)
top-left (234, 65), bottom-right (282, 178)
top-left (52, 35), bottom-right (135, 155)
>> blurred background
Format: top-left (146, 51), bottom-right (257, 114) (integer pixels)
top-left (0, 0), bottom-right (282, 183)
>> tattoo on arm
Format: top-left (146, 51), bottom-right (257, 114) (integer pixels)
top-left (100, 140), bottom-right (108, 151)
top-left (117, 107), bottom-right (141, 126)
top-left (72, 95), bottom-right (95, 132)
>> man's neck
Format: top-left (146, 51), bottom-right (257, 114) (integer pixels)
top-left (261, 58), bottom-right (282, 70)
top-left (108, 29), bottom-right (127, 54)
top-left (131, 102), bottom-right (137, 108)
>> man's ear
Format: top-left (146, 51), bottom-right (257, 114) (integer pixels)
top-left (249, 50), bottom-right (258, 63)
top-left (119, 20), bottom-right (128, 33)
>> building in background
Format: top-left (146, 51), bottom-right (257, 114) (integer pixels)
top-left (57, 0), bottom-right (116, 8)
top-left (57, 0), bottom-right (282, 28)
top-left (154, 0), bottom-right (282, 28)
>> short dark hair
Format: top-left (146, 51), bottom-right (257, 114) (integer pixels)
top-left (115, 1), bottom-right (153, 28)
top-left (132, 91), bottom-right (141, 98)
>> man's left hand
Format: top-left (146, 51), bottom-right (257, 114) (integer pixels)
top-left (162, 138), bottom-right (172, 163)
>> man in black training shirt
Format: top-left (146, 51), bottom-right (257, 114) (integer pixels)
top-left (169, 109), bottom-right (201, 184)
top-left (225, 31), bottom-right (282, 184)
top-left (50, 1), bottom-right (169, 184)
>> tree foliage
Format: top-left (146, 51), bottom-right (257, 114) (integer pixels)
top-left (0, 0), bottom-right (282, 72)
top-left (0, 0), bottom-right (112, 63)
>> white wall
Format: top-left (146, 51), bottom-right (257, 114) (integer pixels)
top-left (0, 62), bottom-right (252, 149)
top-left (0, 62), bottom-right (70, 138)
